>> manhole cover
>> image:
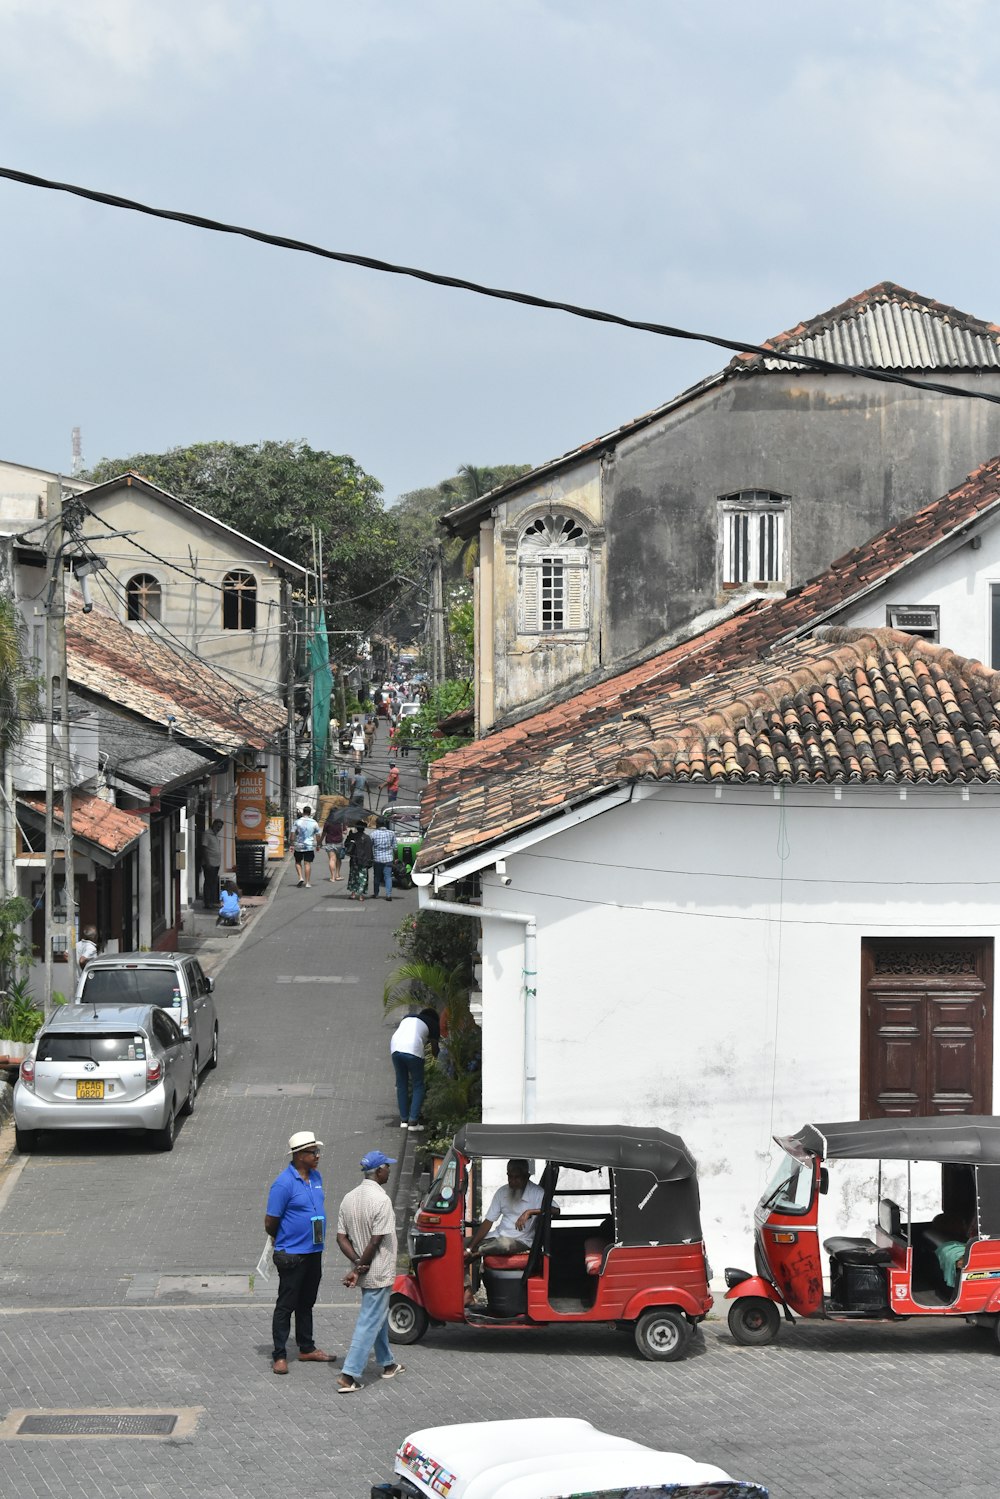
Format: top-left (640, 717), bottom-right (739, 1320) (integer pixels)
top-left (20, 1414), bottom-right (176, 1436)
top-left (0, 1408), bottom-right (201, 1439)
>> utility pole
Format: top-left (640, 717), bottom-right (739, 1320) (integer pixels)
top-left (430, 542), bottom-right (446, 689)
top-left (43, 480), bottom-right (76, 1012)
top-left (284, 581), bottom-right (297, 828)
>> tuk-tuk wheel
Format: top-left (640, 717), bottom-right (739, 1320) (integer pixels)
top-left (727, 1297), bottom-right (781, 1346)
top-left (388, 1294), bottom-right (429, 1345)
top-left (633, 1308), bottom-right (692, 1362)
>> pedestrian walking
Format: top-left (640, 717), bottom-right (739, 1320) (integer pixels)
top-left (370, 816), bottom-right (397, 901)
top-left (363, 717), bottom-right (376, 757)
top-left (344, 822), bottom-right (373, 902)
top-left (264, 1130), bottom-right (336, 1375)
top-left (201, 818), bottom-right (223, 909)
top-left (291, 806), bottom-right (321, 888)
top-left (350, 722), bottom-right (366, 770)
top-left (383, 764), bottom-right (400, 804)
top-left (322, 806), bottom-right (346, 881)
top-left (336, 1150), bottom-right (402, 1392)
top-left (390, 1008), bottom-right (439, 1129)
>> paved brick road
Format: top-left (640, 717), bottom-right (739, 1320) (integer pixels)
top-left (1, 722), bottom-right (998, 1497)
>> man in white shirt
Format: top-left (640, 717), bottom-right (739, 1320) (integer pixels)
top-left (291, 806), bottom-right (321, 889)
top-left (465, 1159), bottom-right (548, 1263)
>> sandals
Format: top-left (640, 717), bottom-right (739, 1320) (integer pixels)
top-left (337, 1375), bottom-right (362, 1394)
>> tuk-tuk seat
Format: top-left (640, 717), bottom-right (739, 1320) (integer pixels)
top-left (824, 1235), bottom-right (892, 1265)
top-left (483, 1252), bottom-right (530, 1271)
top-left (584, 1235), bottom-right (611, 1275)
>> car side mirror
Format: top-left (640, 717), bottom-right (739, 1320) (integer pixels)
top-left (819, 1167), bottom-right (829, 1195)
top-left (206, 976), bottom-right (215, 993)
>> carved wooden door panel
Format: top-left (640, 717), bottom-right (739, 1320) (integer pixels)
top-left (861, 939), bottom-right (993, 1117)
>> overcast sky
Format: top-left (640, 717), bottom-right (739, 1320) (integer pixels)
top-left (1, 1), bottom-right (998, 503)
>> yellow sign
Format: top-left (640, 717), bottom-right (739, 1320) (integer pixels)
top-left (235, 770), bottom-right (267, 840)
top-left (266, 817), bottom-right (285, 860)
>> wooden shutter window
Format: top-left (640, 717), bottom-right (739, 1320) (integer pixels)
top-left (518, 560), bottom-right (541, 632)
top-left (564, 558), bottom-right (588, 630)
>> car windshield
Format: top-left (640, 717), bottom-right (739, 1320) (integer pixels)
top-left (82, 968), bottom-right (181, 1007)
top-left (35, 1032), bottom-right (147, 1063)
top-left (760, 1152), bottom-right (813, 1214)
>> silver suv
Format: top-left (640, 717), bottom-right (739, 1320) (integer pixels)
top-left (14, 1003), bottom-right (196, 1153)
top-left (76, 953), bottom-right (219, 1078)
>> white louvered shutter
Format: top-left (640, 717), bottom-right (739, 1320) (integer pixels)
top-left (518, 560), bottom-right (541, 632)
top-left (564, 559), bottom-right (589, 630)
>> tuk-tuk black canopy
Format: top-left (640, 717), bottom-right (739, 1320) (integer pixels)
top-left (454, 1123), bottom-right (703, 1247)
top-left (783, 1116), bottom-right (1000, 1165)
top-left (455, 1123), bottom-right (697, 1181)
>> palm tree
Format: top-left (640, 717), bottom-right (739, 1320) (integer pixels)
top-left (0, 592), bottom-right (37, 759)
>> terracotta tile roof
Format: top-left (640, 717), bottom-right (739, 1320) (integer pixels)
top-left (19, 792), bottom-right (146, 857)
top-left (66, 596), bottom-right (286, 754)
top-left (418, 454), bottom-right (1000, 871)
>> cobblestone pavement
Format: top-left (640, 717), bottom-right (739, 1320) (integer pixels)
top-left (2, 722), bottom-right (1000, 1496)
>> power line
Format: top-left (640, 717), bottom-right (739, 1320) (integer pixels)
top-left (4, 164), bottom-right (1000, 409)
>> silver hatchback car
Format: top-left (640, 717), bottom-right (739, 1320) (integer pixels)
top-left (13, 1003), bottom-right (196, 1154)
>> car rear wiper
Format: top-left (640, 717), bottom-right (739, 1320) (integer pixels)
top-left (56, 1053), bottom-right (100, 1064)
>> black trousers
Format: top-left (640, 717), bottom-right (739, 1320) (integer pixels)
top-left (271, 1250), bottom-right (323, 1359)
top-left (202, 861), bottom-right (220, 908)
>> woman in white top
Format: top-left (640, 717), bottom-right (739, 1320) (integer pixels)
top-left (390, 1008), bottom-right (440, 1129)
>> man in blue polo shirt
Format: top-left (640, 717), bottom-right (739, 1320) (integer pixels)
top-left (264, 1130), bottom-right (336, 1375)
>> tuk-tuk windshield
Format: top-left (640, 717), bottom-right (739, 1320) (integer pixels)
top-left (760, 1152), bottom-right (813, 1216)
top-left (422, 1147), bottom-right (464, 1214)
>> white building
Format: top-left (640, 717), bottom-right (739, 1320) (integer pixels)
top-left (415, 454), bottom-right (1000, 1274)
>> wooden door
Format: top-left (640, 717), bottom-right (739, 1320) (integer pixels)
top-left (861, 939), bottom-right (993, 1117)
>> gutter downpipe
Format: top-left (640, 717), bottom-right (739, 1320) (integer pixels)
top-left (416, 891), bottom-right (537, 1123)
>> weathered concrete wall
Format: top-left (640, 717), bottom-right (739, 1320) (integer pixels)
top-left (477, 783), bottom-right (1000, 1276)
top-left (483, 370), bottom-right (1000, 720)
top-left (491, 459), bottom-right (603, 716)
top-left (605, 372), bottom-right (1000, 661)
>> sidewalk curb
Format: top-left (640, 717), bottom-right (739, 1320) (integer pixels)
top-left (193, 852), bottom-right (293, 980)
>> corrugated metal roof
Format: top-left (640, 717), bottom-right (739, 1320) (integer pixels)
top-left (740, 282), bottom-right (1000, 373)
top-left (759, 301), bottom-right (1000, 371)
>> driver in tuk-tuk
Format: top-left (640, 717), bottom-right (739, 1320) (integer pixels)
top-left (464, 1159), bottom-right (557, 1289)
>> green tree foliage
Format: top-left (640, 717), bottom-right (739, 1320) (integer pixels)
top-left (83, 441), bottom-right (400, 631)
top-left (395, 462), bottom-right (531, 580)
top-left (0, 592), bottom-right (40, 761)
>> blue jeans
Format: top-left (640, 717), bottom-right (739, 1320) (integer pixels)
top-left (341, 1284), bottom-right (392, 1378)
top-left (375, 861), bottom-right (393, 897)
top-left (392, 1050), bottom-right (425, 1125)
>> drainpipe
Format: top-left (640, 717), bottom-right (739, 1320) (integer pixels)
top-left (415, 889), bottom-right (538, 1122)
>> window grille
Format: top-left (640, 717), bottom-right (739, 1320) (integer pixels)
top-left (125, 573), bottom-right (161, 623)
top-left (222, 570), bottom-right (257, 630)
top-left (518, 513), bottom-right (589, 634)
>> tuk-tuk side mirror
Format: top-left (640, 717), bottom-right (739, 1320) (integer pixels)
top-left (819, 1167), bottom-right (829, 1195)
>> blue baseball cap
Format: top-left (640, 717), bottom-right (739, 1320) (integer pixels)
top-left (361, 1149), bottom-right (397, 1171)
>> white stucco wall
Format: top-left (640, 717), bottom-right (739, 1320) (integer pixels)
top-left (833, 526), bottom-right (1000, 667)
top-left (475, 783), bottom-right (1000, 1276)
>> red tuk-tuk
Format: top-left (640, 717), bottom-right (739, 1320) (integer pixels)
top-left (725, 1115), bottom-right (1000, 1346)
top-left (388, 1122), bottom-right (712, 1361)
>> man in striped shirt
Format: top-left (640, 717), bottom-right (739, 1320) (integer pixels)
top-left (370, 817), bottom-right (397, 901)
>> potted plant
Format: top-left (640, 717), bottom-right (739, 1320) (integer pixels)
top-left (0, 976), bottom-right (45, 1062)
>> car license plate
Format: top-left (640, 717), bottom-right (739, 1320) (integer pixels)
top-left (76, 1080), bottom-right (104, 1099)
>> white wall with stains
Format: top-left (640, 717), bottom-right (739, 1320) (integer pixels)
top-left (475, 782), bottom-right (1000, 1277)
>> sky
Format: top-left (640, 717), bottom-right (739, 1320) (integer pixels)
top-left (1, 0), bottom-right (999, 504)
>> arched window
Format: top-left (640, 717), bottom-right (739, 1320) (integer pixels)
top-left (517, 513), bottom-right (589, 634)
top-left (125, 573), bottom-right (161, 623)
top-left (222, 570), bottom-right (257, 630)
